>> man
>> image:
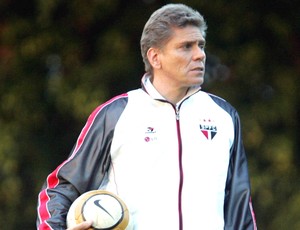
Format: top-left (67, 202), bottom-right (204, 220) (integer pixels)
top-left (37, 3), bottom-right (257, 230)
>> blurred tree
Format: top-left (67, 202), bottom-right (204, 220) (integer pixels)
top-left (0, 0), bottom-right (299, 229)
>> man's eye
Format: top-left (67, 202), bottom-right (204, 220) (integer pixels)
top-left (199, 44), bottom-right (205, 50)
top-left (183, 43), bottom-right (192, 49)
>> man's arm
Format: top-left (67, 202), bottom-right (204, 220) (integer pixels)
top-left (224, 111), bottom-right (257, 230)
top-left (36, 95), bottom-right (128, 230)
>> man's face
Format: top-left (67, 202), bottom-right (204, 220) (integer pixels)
top-left (157, 26), bottom-right (206, 88)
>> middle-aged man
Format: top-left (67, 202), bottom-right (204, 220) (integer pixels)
top-left (37, 3), bottom-right (257, 230)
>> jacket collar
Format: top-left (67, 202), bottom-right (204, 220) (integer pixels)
top-left (141, 73), bottom-right (202, 104)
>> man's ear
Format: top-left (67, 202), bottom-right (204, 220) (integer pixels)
top-left (147, 47), bottom-right (161, 70)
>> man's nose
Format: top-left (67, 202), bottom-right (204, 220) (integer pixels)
top-left (193, 46), bottom-right (206, 61)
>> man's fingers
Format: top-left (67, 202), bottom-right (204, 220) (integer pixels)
top-left (66, 220), bottom-right (93, 230)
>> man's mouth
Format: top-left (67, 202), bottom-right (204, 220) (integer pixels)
top-left (191, 67), bottom-right (204, 72)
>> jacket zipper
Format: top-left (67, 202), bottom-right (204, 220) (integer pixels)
top-left (175, 105), bottom-right (184, 230)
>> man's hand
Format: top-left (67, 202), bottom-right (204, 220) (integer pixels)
top-left (66, 220), bottom-right (93, 230)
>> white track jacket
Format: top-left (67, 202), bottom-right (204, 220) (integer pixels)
top-left (37, 74), bottom-right (257, 230)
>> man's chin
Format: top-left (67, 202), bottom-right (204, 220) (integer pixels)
top-left (191, 76), bottom-right (204, 86)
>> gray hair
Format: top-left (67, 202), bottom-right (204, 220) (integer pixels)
top-left (140, 3), bottom-right (207, 73)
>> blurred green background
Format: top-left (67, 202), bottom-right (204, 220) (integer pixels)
top-left (0, 0), bottom-right (299, 229)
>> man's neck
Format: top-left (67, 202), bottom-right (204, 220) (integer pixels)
top-left (151, 74), bottom-right (189, 105)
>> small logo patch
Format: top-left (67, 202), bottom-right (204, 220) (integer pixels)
top-left (146, 127), bottom-right (156, 134)
top-left (199, 119), bottom-right (217, 140)
top-left (144, 127), bottom-right (157, 142)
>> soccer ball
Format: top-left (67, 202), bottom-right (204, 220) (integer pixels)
top-left (67, 190), bottom-right (130, 229)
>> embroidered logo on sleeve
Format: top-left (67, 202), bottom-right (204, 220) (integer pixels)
top-left (199, 119), bottom-right (217, 140)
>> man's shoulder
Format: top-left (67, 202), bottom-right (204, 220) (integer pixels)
top-left (197, 91), bottom-right (238, 115)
